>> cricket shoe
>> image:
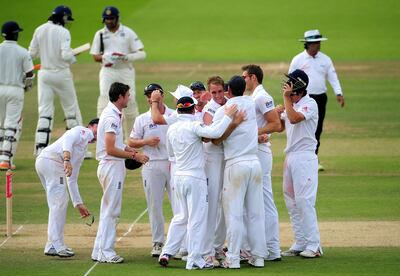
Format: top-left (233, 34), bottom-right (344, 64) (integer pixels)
top-left (300, 249), bottom-right (322, 258)
top-left (248, 256), bottom-right (264, 268)
top-left (265, 252), bottom-right (282, 261)
top-left (221, 259), bottom-right (240, 269)
top-left (204, 255), bottom-right (220, 267)
top-left (215, 248), bottom-right (226, 261)
top-left (159, 254), bottom-right (171, 267)
top-left (98, 255), bottom-right (124, 263)
top-left (45, 247), bottom-right (75, 258)
top-left (239, 249), bottom-right (251, 263)
top-left (189, 262), bottom-right (214, 270)
top-left (173, 249), bottom-right (188, 260)
top-left (84, 150), bottom-right (93, 160)
top-left (151, 242), bottom-right (163, 257)
top-left (0, 161), bottom-right (10, 171)
top-left (281, 249), bottom-right (302, 257)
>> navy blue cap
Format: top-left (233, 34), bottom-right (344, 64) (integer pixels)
top-left (102, 6), bottom-right (119, 19)
top-left (1, 21), bottom-right (23, 37)
top-left (52, 5), bottom-right (74, 21)
top-left (190, 81), bottom-right (206, 91)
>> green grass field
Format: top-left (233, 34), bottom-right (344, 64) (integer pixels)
top-left (1, 0), bottom-right (400, 275)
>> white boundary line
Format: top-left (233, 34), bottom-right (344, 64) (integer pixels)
top-left (84, 208), bottom-right (148, 276)
top-left (0, 225), bottom-right (23, 248)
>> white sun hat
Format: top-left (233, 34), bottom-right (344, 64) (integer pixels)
top-left (299, 29), bottom-right (328, 42)
top-left (169, 84), bottom-right (198, 104)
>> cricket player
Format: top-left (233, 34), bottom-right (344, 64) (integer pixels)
top-left (91, 6), bottom-right (146, 139)
top-left (29, 5), bottom-right (83, 155)
top-left (289, 30), bottom-right (344, 171)
top-left (36, 118), bottom-right (99, 257)
top-left (213, 76), bottom-right (266, 269)
top-left (92, 82), bottom-right (149, 263)
top-left (128, 83), bottom-right (174, 257)
top-left (201, 76), bottom-right (229, 265)
top-left (190, 81), bottom-right (208, 121)
top-left (241, 64), bottom-right (282, 261)
top-left (279, 69), bottom-right (323, 258)
top-left (158, 96), bottom-right (238, 270)
top-left (0, 21), bottom-right (34, 170)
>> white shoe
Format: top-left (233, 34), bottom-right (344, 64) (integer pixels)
top-left (221, 259), bottom-right (240, 269)
top-left (159, 254), bottom-right (171, 267)
top-left (182, 255), bottom-right (188, 261)
top-left (98, 255), bottom-right (124, 263)
top-left (300, 249), bottom-right (322, 258)
top-left (45, 247), bottom-right (74, 258)
top-left (173, 249), bottom-right (188, 260)
top-left (204, 255), bottom-right (220, 267)
top-left (248, 256), bottom-right (264, 267)
top-left (215, 248), bottom-right (226, 260)
top-left (240, 249), bottom-right (251, 263)
top-left (84, 151), bottom-right (93, 160)
top-left (151, 242), bottom-right (163, 257)
top-left (281, 249), bottom-right (302, 257)
top-left (189, 262), bottom-right (214, 270)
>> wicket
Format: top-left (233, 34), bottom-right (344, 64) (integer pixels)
top-left (6, 169), bottom-right (13, 237)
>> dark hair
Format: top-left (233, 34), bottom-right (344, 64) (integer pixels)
top-left (228, 75), bottom-right (246, 97)
top-left (109, 82), bottom-right (130, 102)
top-left (241, 64), bottom-right (263, 84)
top-left (177, 105), bottom-right (195, 114)
top-left (88, 118), bottom-right (99, 126)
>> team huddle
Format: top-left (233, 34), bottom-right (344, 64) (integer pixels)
top-left (0, 4), bottom-right (344, 271)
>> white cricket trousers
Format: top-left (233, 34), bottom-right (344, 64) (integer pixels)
top-left (283, 151), bottom-right (322, 253)
top-left (36, 69), bottom-right (82, 145)
top-left (223, 157), bottom-right (266, 267)
top-left (92, 160), bottom-right (126, 260)
top-left (161, 172), bottom-right (208, 270)
top-left (141, 160), bottom-right (171, 243)
top-left (35, 157), bottom-right (69, 253)
top-left (0, 85), bottom-right (23, 163)
top-left (97, 67), bottom-right (139, 139)
top-left (257, 149), bottom-right (281, 258)
top-left (203, 152), bottom-right (225, 256)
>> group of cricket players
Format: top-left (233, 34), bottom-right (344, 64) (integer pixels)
top-left (0, 3), bottom-right (332, 270)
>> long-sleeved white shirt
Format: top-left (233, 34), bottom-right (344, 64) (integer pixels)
top-left (39, 126), bottom-right (94, 207)
top-left (29, 21), bottom-right (76, 70)
top-left (166, 113), bottom-right (232, 175)
top-left (289, 50), bottom-right (343, 96)
top-left (0, 40), bottom-right (33, 88)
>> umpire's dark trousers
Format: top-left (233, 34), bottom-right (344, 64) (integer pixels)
top-left (309, 93), bottom-right (327, 155)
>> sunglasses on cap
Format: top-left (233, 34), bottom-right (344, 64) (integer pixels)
top-left (177, 102), bottom-right (194, 108)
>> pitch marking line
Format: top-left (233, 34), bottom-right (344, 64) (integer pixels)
top-left (0, 225), bottom-right (24, 248)
top-left (84, 208), bottom-right (148, 276)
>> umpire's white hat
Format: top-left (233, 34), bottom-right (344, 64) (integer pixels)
top-left (170, 85), bottom-right (198, 104)
top-left (299, 30), bottom-right (328, 42)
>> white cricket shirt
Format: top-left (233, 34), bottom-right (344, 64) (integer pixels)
top-left (96, 101), bottom-right (125, 161)
top-left (203, 98), bottom-right (224, 154)
top-left (29, 21), bottom-right (76, 70)
top-left (166, 113), bottom-right (232, 174)
top-left (289, 50), bottom-right (343, 96)
top-left (130, 106), bottom-right (174, 160)
top-left (91, 23), bottom-right (144, 70)
top-left (0, 41), bottom-right (33, 88)
top-left (282, 94), bottom-right (318, 153)
top-left (214, 96), bottom-right (258, 162)
top-left (39, 126), bottom-right (94, 206)
top-left (251, 84), bottom-right (275, 152)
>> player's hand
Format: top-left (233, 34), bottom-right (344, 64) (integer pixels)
top-left (151, 90), bottom-right (162, 102)
top-left (202, 137), bottom-right (211, 143)
top-left (146, 136), bottom-right (160, 147)
top-left (125, 146), bottom-right (136, 153)
top-left (76, 204), bottom-right (90, 218)
top-left (282, 82), bottom-right (293, 97)
top-left (134, 152), bottom-right (150, 164)
top-left (232, 110), bottom-right (247, 126)
top-left (224, 104), bottom-right (238, 118)
top-left (337, 95), bottom-right (345, 107)
top-left (275, 104), bottom-right (285, 114)
top-left (200, 91), bottom-right (212, 103)
top-left (258, 134), bottom-right (269, 143)
top-left (64, 161), bottom-right (72, 177)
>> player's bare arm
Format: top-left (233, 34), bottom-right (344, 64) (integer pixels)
top-left (150, 90), bottom-right (167, 125)
top-left (283, 83), bottom-right (305, 124)
top-left (128, 136), bottom-right (160, 148)
top-left (63, 150), bottom-right (72, 177)
top-left (212, 109), bottom-right (246, 146)
top-left (258, 109), bottom-right (282, 135)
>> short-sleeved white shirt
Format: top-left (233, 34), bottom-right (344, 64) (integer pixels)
top-left (214, 96), bottom-right (258, 161)
top-left (90, 24), bottom-right (144, 70)
top-left (29, 21), bottom-right (76, 70)
top-left (251, 84), bottom-right (275, 151)
top-left (130, 106), bottom-right (174, 160)
top-left (282, 94), bottom-right (318, 153)
top-left (0, 41), bottom-right (33, 88)
top-left (289, 50), bottom-right (343, 96)
top-left (96, 102), bottom-right (125, 161)
top-left (203, 98), bottom-right (224, 154)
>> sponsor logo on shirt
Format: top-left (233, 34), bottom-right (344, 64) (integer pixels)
top-left (111, 123), bottom-right (118, 130)
top-left (149, 123), bottom-right (157, 129)
top-left (118, 181), bottom-right (121, 190)
top-left (266, 101), bottom-right (273, 108)
top-left (207, 108), bottom-right (215, 114)
top-left (302, 106), bottom-right (309, 113)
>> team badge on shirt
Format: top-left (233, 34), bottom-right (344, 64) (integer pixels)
top-left (149, 123), bottom-right (157, 129)
top-left (302, 106), bottom-right (309, 113)
top-left (111, 123), bottom-right (118, 130)
top-left (265, 101), bottom-right (273, 108)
